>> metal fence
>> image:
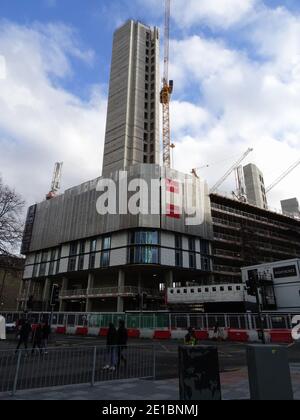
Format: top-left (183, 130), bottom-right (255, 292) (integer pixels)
top-left (0, 344), bottom-right (156, 395)
top-left (1, 311), bottom-right (297, 331)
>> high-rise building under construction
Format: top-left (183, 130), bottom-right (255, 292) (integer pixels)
top-left (102, 21), bottom-right (160, 176)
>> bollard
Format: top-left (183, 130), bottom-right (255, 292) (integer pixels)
top-left (178, 345), bottom-right (221, 401)
top-left (247, 344), bottom-right (294, 400)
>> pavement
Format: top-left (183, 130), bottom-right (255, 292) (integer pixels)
top-left (1, 365), bottom-right (300, 400)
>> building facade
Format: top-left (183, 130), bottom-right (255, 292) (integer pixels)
top-left (281, 198), bottom-right (300, 219)
top-left (0, 256), bottom-right (24, 311)
top-left (19, 165), bottom-right (214, 312)
top-left (102, 21), bottom-right (160, 176)
top-left (243, 163), bottom-right (268, 209)
top-left (211, 193), bottom-right (300, 285)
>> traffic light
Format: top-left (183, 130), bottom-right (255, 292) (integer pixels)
top-left (50, 284), bottom-right (60, 306)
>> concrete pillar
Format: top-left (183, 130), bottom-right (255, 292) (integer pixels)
top-left (85, 273), bottom-right (95, 313)
top-left (59, 277), bottom-right (68, 312)
top-left (164, 270), bottom-right (174, 289)
top-left (17, 279), bottom-right (25, 310)
top-left (24, 279), bottom-right (32, 311)
top-left (117, 270), bottom-right (125, 313)
top-left (42, 278), bottom-right (51, 311)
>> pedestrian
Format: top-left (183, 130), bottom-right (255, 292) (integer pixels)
top-left (117, 319), bottom-right (128, 368)
top-left (31, 323), bottom-right (43, 354)
top-left (15, 320), bottom-right (31, 353)
top-left (213, 322), bottom-right (222, 341)
top-left (41, 321), bottom-right (51, 354)
top-left (103, 323), bottom-right (118, 371)
top-left (184, 327), bottom-right (197, 346)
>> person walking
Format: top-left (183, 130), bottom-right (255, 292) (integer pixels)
top-left (103, 323), bottom-right (118, 371)
top-left (117, 319), bottom-right (128, 368)
top-left (184, 327), bottom-right (197, 346)
top-left (41, 321), bottom-right (51, 354)
top-left (15, 319), bottom-right (31, 353)
top-left (213, 321), bottom-right (222, 341)
top-left (31, 323), bottom-right (43, 355)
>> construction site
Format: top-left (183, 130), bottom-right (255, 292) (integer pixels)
top-left (14, 1), bottom-right (300, 315)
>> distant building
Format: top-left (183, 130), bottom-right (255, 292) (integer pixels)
top-left (243, 163), bottom-right (268, 209)
top-left (281, 198), bottom-right (300, 219)
top-left (102, 20), bottom-right (160, 176)
top-left (0, 256), bottom-right (24, 311)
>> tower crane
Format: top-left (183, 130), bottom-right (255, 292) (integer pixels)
top-left (210, 148), bottom-right (254, 194)
top-left (160, 0), bottom-right (174, 168)
top-left (46, 162), bottom-right (63, 200)
top-left (266, 159), bottom-right (300, 194)
top-left (191, 165), bottom-right (210, 178)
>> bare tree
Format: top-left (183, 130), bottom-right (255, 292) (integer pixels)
top-left (0, 177), bottom-right (25, 255)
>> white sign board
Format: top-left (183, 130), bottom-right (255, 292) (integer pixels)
top-left (0, 316), bottom-right (6, 340)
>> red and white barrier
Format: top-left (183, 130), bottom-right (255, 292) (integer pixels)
top-left (51, 326), bottom-right (294, 344)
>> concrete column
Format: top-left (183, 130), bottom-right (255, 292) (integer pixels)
top-left (18, 279), bottom-right (25, 311)
top-left (117, 270), bottom-right (125, 313)
top-left (85, 273), bottom-right (95, 313)
top-left (24, 279), bottom-right (32, 311)
top-left (164, 270), bottom-right (174, 289)
top-left (42, 278), bottom-right (51, 311)
top-left (59, 277), bottom-right (68, 312)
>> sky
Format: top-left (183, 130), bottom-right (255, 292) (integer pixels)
top-left (0, 0), bottom-right (300, 212)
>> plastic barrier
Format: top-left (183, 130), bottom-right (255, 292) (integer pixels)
top-left (56, 326), bottom-right (67, 334)
top-left (228, 329), bottom-right (249, 342)
top-left (127, 329), bottom-right (140, 338)
top-left (75, 327), bottom-right (88, 336)
top-left (99, 327), bottom-right (109, 337)
top-left (195, 330), bottom-right (209, 340)
top-left (154, 330), bottom-right (171, 340)
top-left (270, 329), bottom-right (293, 344)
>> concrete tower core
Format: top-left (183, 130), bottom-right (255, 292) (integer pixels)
top-left (102, 20), bottom-right (160, 176)
top-left (243, 163), bottom-right (268, 209)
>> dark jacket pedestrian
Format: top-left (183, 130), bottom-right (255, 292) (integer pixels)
top-left (15, 320), bottom-right (31, 352)
top-left (31, 324), bottom-right (43, 354)
top-left (106, 323), bottom-right (118, 346)
top-left (103, 323), bottom-right (118, 370)
top-left (41, 322), bottom-right (51, 353)
top-left (117, 320), bottom-right (128, 367)
top-left (42, 322), bottom-right (51, 340)
top-left (117, 320), bottom-right (128, 346)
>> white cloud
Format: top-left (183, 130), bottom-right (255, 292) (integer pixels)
top-left (136, 0), bottom-right (258, 29)
top-left (0, 22), bottom-right (107, 207)
top-left (169, 23), bottom-right (300, 209)
top-left (171, 0), bottom-right (258, 29)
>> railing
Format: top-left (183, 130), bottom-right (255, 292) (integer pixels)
top-left (213, 265), bottom-right (241, 274)
top-left (0, 344), bottom-right (156, 396)
top-left (214, 249), bottom-right (243, 259)
top-left (1, 311), bottom-right (297, 331)
top-left (60, 287), bottom-right (160, 299)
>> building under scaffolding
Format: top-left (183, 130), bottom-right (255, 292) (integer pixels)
top-left (211, 193), bottom-right (300, 285)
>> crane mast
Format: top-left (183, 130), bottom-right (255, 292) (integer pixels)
top-left (266, 159), bottom-right (300, 194)
top-left (160, 0), bottom-right (174, 168)
top-left (210, 148), bottom-right (254, 194)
